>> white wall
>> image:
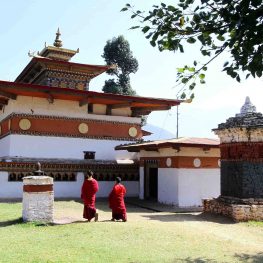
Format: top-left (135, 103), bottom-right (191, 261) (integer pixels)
top-left (53, 172), bottom-right (84, 198)
top-left (7, 134), bottom-right (135, 160)
top-left (158, 168), bottom-right (179, 205)
top-left (177, 169), bottom-right (220, 207)
top-left (0, 136), bottom-right (11, 157)
top-left (96, 181), bottom-right (139, 198)
top-left (138, 166), bottom-right (220, 207)
top-left (0, 171), bottom-right (139, 199)
top-left (0, 172), bottom-right (23, 198)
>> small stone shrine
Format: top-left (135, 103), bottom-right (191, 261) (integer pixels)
top-left (203, 97), bottom-right (263, 221)
top-left (22, 163), bottom-right (54, 223)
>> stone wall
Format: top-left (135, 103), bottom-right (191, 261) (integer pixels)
top-left (221, 160), bottom-right (263, 198)
top-left (203, 196), bottom-right (263, 222)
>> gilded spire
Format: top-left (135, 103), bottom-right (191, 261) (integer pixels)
top-left (53, 28), bottom-right (63, 48)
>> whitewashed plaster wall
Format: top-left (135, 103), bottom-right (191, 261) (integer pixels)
top-left (157, 168), bottom-right (219, 207)
top-left (53, 173), bottom-right (84, 198)
top-left (0, 172), bottom-right (23, 198)
top-left (0, 136), bottom-right (11, 157)
top-left (96, 181), bottom-right (139, 198)
top-left (7, 134), bottom-right (136, 160)
top-left (177, 169), bottom-right (220, 207)
top-left (158, 168), bottom-right (179, 205)
top-left (0, 172), bottom-right (139, 198)
top-left (0, 96), bottom-right (140, 123)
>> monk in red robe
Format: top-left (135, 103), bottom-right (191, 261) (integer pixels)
top-left (81, 170), bottom-right (99, 222)
top-left (109, 177), bottom-right (127, 222)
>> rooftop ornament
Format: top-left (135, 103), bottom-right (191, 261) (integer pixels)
top-left (53, 28), bottom-right (63, 48)
top-left (33, 162), bottom-right (45, 176)
top-left (236, 96), bottom-right (257, 117)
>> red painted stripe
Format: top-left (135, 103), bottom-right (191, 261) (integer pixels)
top-left (23, 184), bottom-right (53, 192)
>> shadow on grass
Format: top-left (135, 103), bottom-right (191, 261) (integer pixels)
top-left (0, 217), bottom-right (23, 227)
top-left (142, 212), bottom-right (235, 224)
top-left (173, 254), bottom-right (263, 263)
top-left (173, 257), bottom-right (217, 263)
top-left (234, 253), bottom-right (263, 263)
top-left (0, 198), bottom-right (21, 203)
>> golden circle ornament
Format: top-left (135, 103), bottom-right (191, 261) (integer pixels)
top-left (19, 119), bottom-right (31, 131)
top-left (129, 127), bottom-right (137, 137)
top-left (78, 123), bottom-right (89, 134)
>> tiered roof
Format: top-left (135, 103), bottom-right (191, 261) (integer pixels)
top-left (0, 30), bottom-right (182, 115)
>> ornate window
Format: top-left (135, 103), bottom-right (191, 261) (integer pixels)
top-left (8, 172), bottom-right (77, 182)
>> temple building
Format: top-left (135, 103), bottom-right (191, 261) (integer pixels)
top-left (116, 137), bottom-right (220, 207)
top-left (0, 30), bottom-right (181, 199)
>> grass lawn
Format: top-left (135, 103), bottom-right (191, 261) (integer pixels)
top-left (0, 200), bottom-right (263, 263)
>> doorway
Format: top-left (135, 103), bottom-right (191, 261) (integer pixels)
top-left (144, 163), bottom-right (158, 200)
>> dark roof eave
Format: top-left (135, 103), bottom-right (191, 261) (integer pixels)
top-left (116, 142), bottom-right (219, 152)
top-left (0, 80), bottom-right (181, 107)
top-left (15, 57), bottom-right (111, 82)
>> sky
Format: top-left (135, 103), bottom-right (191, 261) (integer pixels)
top-left (0, 0), bottom-right (262, 139)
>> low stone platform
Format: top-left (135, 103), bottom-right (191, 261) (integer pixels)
top-left (203, 196), bottom-right (263, 222)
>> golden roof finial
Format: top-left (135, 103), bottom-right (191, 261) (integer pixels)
top-left (53, 28), bottom-right (63, 48)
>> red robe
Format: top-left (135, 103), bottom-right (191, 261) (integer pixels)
top-left (81, 178), bottom-right (99, 220)
top-left (109, 183), bottom-right (127, 221)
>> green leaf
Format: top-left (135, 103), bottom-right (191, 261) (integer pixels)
top-left (179, 44), bottom-right (184, 53)
top-left (193, 60), bottom-right (197, 66)
top-left (129, 26), bottom-right (140, 30)
top-left (120, 7), bottom-right (128, 12)
top-left (223, 61), bottom-right (229, 67)
top-left (181, 78), bottom-right (188, 84)
top-left (146, 32), bottom-right (153, 39)
top-left (142, 26), bottom-right (150, 33)
top-left (199, 73), bottom-right (205, 79)
top-left (157, 10), bottom-right (164, 18)
top-left (189, 83), bottom-right (196, 90)
top-left (217, 35), bottom-right (225, 41)
top-left (177, 68), bottom-right (185, 73)
top-left (188, 67), bottom-right (195, 72)
top-left (179, 17), bottom-right (184, 26)
top-left (187, 37), bottom-right (196, 44)
top-left (180, 92), bottom-right (186, 99)
top-left (150, 40), bottom-right (156, 47)
top-left (256, 70), bottom-right (262, 77)
top-left (167, 5), bottom-right (176, 12)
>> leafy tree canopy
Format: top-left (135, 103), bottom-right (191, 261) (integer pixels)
top-left (122, 0), bottom-right (263, 99)
top-left (102, 35), bottom-right (138, 95)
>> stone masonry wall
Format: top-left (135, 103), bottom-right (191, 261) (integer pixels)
top-left (221, 160), bottom-right (263, 198)
top-left (203, 197), bottom-right (263, 222)
top-left (22, 176), bottom-right (54, 223)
